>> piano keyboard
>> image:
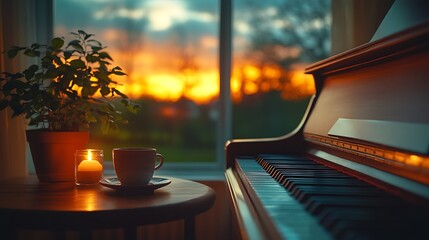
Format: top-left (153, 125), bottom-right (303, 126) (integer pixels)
top-left (236, 154), bottom-right (429, 240)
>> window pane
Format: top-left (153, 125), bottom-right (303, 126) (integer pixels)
top-left (232, 0), bottom-right (331, 138)
top-left (54, 0), bottom-right (219, 163)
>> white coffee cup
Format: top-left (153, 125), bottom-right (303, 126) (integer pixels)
top-left (112, 148), bottom-right (164, 185)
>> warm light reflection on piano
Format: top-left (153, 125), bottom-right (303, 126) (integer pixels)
top-left (306, 134), bottom-right (429, 172)
top-left (406, 155), bottom-right (424, 167)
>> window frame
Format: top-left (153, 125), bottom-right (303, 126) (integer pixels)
top-left (26, 0), bottom-right (232, 179)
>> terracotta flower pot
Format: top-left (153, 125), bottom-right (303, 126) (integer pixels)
top-left (26, 130), bottom-right (89, 182)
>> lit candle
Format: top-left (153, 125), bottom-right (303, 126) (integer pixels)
top-left (76, 150), bottom-right (103, 184)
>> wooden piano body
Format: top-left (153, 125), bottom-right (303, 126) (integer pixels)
top-left (225, 21), bottom-right (429, 240)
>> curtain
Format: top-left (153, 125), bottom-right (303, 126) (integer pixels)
top-left (331, 0), bottom-right (394, 55)
top-left (0, 0), bottom-right (52, 179)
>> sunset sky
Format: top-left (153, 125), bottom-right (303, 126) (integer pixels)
top-left (54, 0), bottom-right (318, 104)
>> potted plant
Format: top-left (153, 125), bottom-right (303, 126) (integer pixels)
top-left (0, 30), bottom-right (140, 182)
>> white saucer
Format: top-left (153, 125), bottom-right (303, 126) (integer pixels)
top-left (100, 177), bottom-right (171, 193)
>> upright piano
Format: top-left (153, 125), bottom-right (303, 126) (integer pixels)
top-left (225, 21), bottom-right (429, 240)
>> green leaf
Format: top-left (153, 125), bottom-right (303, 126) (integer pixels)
top-left (7, 46), bottom-right (26, 58)
top-left (9, 98), bottom-right (24, 117)
top-left (100, 85), bottom-right (110, 96)
top-left (70, 59), bottom-right (86, 69)
top-left (45, 68), bottom-right (58, 79)
top-left (31, 43), bottom-right (40, 49)
top-left (113, 88), bottom-right (128, 99)
top-left (87, 39), bottom-right (102, 47)
top-left (2, 72), bottom-right (24, 80)
top-left (85, 54), bottom-right (98, 63)
top-left (41, 55), bottom-right (54, 68)
top-left (84, 33), bottom-right (94, 40)
top-left (3, 79), bottom-right (26, 92)
top-left (64, 50), bottom-right (74, 60)
top-left (98, 52), bottom-right (113, 61)
top-left (67, 40), bottom-right (84, 53)
top-left (78, 30), bottom-right (88, 36)
top-left (23, 64), bottom-right (38, 80)
top-left (68, 39), bottom-right (81, 46)
top-left (89, 86), bottom-right (98, 96)
top-left (81, 86), bottom-right (90, 97)
top-left (94, 71), bottom-right (111, 84)
top-left (111, 66), bottom-right (127, 76)
top-left (112, 70), bottom-right (127, 76)
top-left (70, 32), bottom-right (80, 37)
top-left (21, 89), bottom-right (34, 101)
top-left (90, 46), bottom-right (103, 52)
top-left (51, 37), bottom-right (64, 50)
top-left (64, 90), bottom-right (78, 99)
top-left (52, 55), bottom-right (63, 66)
top-left (24, 49), bottom-right (40, 57)
top-left (7, 48), bottom-right (19, 58)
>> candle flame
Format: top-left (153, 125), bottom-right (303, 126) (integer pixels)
top-left (87, 150), bottom-right (93, 161)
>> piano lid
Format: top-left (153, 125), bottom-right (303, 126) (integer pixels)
top-left (304, 22), bottom-right (429, 156)
top-left (303, 6), bottom-right (429, 183)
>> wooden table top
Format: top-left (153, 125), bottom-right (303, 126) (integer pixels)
top-left (0, 175), bottom-right (216, 230)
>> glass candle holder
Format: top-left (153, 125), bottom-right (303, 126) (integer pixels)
top-left (75, 149), bottom-right (104, 186)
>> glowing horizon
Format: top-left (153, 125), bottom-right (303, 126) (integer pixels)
top-left (75, 31), bottom-right (315, 104)
top-left (55, 1), bottom-right (314, 104)
top-left (55, 29), bottom-right (315, 104)
top-left (111, 61), bottom-right (314, 104)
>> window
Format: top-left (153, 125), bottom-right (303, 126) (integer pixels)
top-left (232, 0), bottom-right (331, 138)
top-left (54, 0), bottom-right (221, 168)
top-left (53, 0), bottom-right (331, 171)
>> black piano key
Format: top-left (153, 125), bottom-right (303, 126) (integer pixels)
top-left (333, 218), bottom-right (398, 240)
top-left (271, 164), bottom-right (332, 170)
top-left (276, 171), bottom-right (348, 184)
top-left (265, 159), bottom-right (316, 164)
top-left (289, 182), bottom-right (347, 196)
top-left (258, 158), bottom-right (319, 172)
top-left (253, 154), bottom-right (429, 240)
top-left (258, 154), bottom-right (310, 161)
top-left (282, 176), bottom-right (364, 191)
top-left (304, 195), bottom-right (406, 215)
top-left (271, 166), bottom-right (334, 178)
top-left (293, 185), bottom-right (389, 202)
top-left (287, 179), bottom-right (370, 193)
top-left (262, 159), bottom-right (323, 167)
top-left (284, 176), bottom-right (368, 187)
top-left (318, 208), bottom-right (404, 237)
top-left (331, 209), bottom-right (429, 240)
top-left (277, 169), bottom-right (347, 176)
top-left (238, 158), bottom-right (332, 239)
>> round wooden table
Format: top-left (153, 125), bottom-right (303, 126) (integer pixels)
top-left (0, 175), bottom-right (215, 240)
